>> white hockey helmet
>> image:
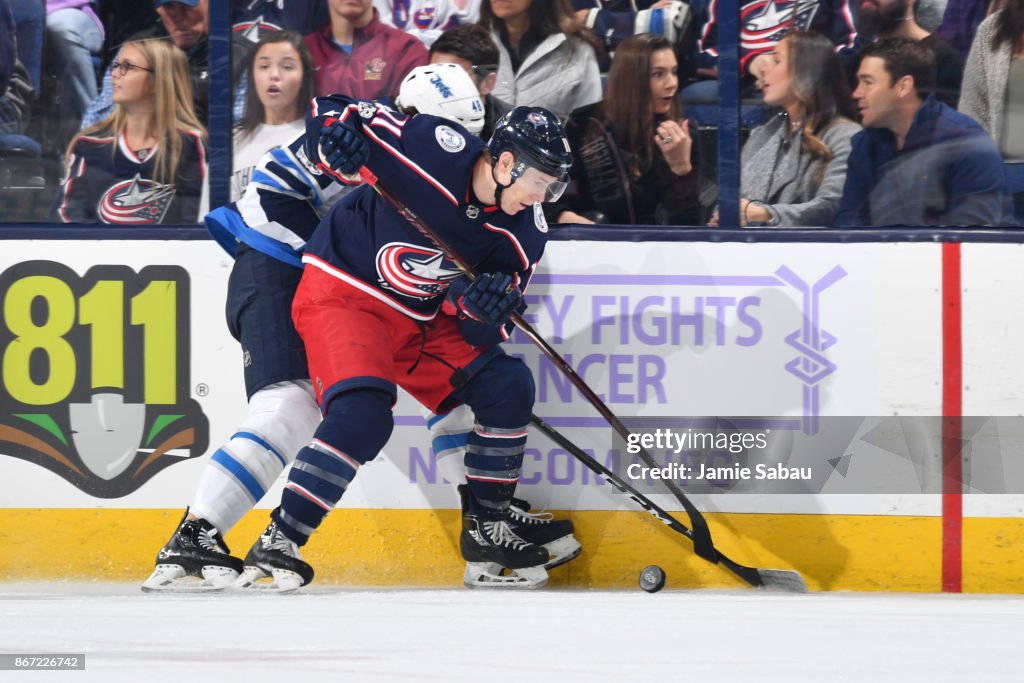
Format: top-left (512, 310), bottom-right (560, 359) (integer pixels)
top-left (395, 63), bottom-right (485, 136)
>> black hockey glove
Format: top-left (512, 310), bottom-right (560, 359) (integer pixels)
top-left (454, 273), bottom-right (522, 326)
top-left (317, 120), bottom-right (369, 176)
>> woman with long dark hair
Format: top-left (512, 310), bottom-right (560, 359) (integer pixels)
top-left (715, 31), bottom-right (861, 227)
top-left (480, 0), bottom-right (602, 122)
top-left (231, 30), bottom-right (317, 201)
top-left (960, 2), bottom-right (1024, 159)
top-left (559, 32), bottom-right (706, 225)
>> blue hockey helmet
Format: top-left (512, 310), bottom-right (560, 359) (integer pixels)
top-left (489, 106), bottom-right (572, 201)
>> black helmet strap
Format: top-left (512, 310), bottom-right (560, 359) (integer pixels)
top-left (490, 150), bottom-right (518, 209)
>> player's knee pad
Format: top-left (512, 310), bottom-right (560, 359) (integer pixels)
top-left (461, 354), bottom-right (535, 429)
top-left (240, 380), bottom-right (320, 465)
top-left (313, 387), bottom-right (395, 465)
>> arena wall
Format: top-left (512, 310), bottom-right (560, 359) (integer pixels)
top-left (1, 238), bottom-right (1021, 593)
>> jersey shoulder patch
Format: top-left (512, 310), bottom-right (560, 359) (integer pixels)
top-left (435, 125), bottom-right (466, 153)
top-left (534, 204), bottom-right (548, 233)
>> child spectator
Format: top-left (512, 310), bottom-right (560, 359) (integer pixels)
top-left (232, 30), bottom-right (316, 201)
top-left (58, 38), bottom-right (208, 224)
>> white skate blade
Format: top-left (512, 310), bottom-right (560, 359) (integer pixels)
top-left (543, 535), bottom-right (582, 570)
top-left (141, 564), bottom-right (239, 593)
top-left (463, 562), bottom-right (548, 590)
top-left (232, 565), bottom-right (306, 593)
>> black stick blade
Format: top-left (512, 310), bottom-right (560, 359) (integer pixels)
top-left (756, 569), bottom-right (808, 593)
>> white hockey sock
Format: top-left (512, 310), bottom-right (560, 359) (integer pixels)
top-left (191, 381), bottom-right (319, 533)
top-left (424, 403), bottom-right (474, 492)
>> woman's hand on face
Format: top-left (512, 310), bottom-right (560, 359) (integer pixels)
top-left (655, 119), bottom-right (692, 175)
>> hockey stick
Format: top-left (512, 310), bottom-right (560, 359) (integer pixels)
top-left (360, 167), bottom-right (815, 589)
top-left (358, 167), bottom-right (715, 562)
top-left (529, 413), bottom-right (807, 592)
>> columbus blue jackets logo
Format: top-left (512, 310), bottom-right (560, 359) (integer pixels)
top-left (376, 243), bottom-right (462, 299)
top-left (98, 174), bottom-right (176, 224)
top-left (741, 0), bottom-right (819, 51)
top-left (233, 14), bottom-right (284, 44)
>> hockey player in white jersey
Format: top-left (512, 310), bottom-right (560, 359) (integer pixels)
top-left (142, 63), bottom-right (577, 592)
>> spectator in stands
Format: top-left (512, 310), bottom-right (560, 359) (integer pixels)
top-left (8, 0), bottom-right (45, 93)
top-left (429, 23), bottom-right (503, 138)
top-left (231, 0), bottom-right (326, 120)
top-left (0, 0), bottom-right (34, 138)
top-left (305, 0), bottom-right (428, 100)
top-left (935, 0), bottom-right (990, 59)
top-left (1, 0), bottom-right (15, 97)
top-left (480, 0), bottom-right (603, 122)
top-left (712, 31), bottom-right (861, 227)
top-left (958, 2), bottom-right (1024, 159)
top-left (684, 0), bottom-right (856, 125)
top-left (841, 0), bottom-right (964, 107)
top-left (835, 38), bottom-right (1009, 226)
top-left (58, 38), bottom-right (208, 224)
top-left (572, 0), bottom-right (691, 56)
top-left (46, 0), bottom-right (105, 149)
top-left (373, 0), bottom-right (479, 46)
top-left (232, 30), bottom-right (316, 202)
top-left (83, 0), bottom-right (208, 129)
top-left (557, 33), bottom-right (706, 225)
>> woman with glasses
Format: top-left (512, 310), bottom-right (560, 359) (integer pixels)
top-left (231, 30), bottom-right (316, 202)
top-left (57, 38), bottom-right (207, 224)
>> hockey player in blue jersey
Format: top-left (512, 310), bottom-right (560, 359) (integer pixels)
top-left (143, 64), bottom-right (478, 592)
top-left (142, 65), bottom-right (577, 592)
top-left (232, 99), bottom-right (574, 591)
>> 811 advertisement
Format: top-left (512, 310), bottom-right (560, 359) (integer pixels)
top-left (0, 261), bottom-right (209, 498)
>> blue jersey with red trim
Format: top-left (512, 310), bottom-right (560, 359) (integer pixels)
top-left (58, 130), bottom-right (207, 224)
top-left (302, 96), bottom-right (549, 343)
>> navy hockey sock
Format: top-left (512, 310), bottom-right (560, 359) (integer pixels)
top-left (273, 388), bottom-right (394, 544)
top-left (454, 355), bottom-right (535, 519)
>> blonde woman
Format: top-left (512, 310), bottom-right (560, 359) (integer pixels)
top-left (58, 38), bottom-right (208, 224)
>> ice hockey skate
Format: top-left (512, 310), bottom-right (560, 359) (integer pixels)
top-left (460, 488), bottom-right (551, 589)
top-left (233, 521), bottom-right (314, 593)
top-left (508, 496), bottom-right (582, 569)
top-left (141, 510), bottom-right (243, 593)
top-left (459, 485), bottom-right (581, 571)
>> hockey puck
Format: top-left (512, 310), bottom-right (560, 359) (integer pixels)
top-left (639, 565), bottom-right (666, 593)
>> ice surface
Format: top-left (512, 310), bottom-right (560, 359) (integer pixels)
top-left (1, 583), bottom-right (1022, 682)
